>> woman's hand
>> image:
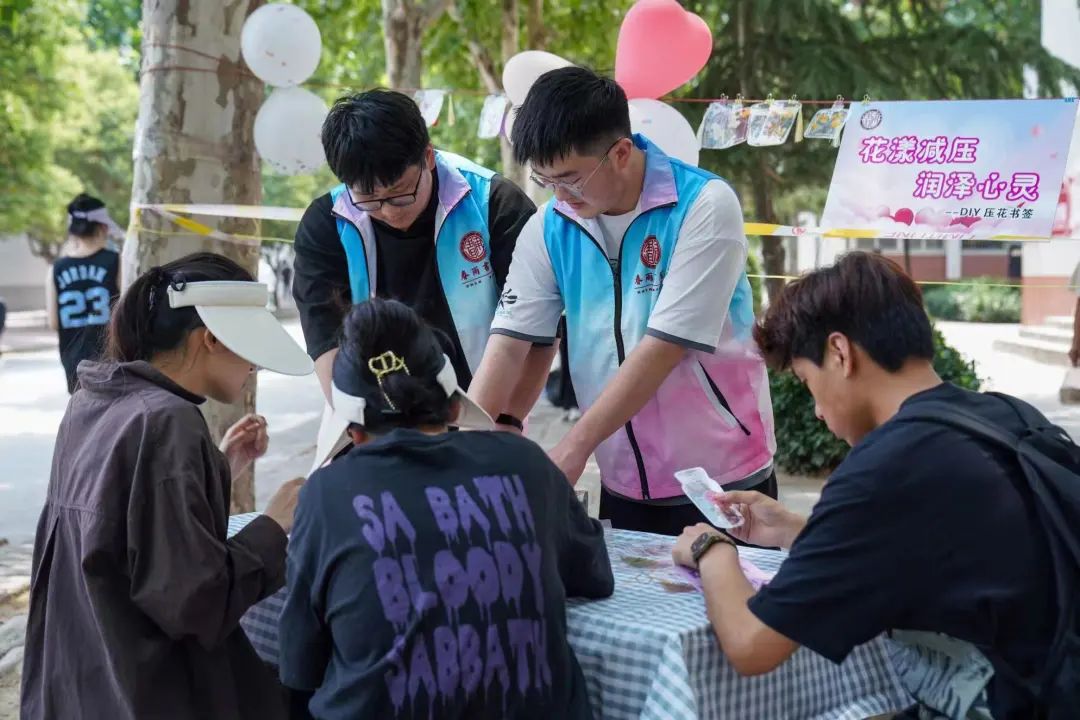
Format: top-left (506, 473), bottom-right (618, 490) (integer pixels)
top-left (220, 414), bottom-right (269, 478)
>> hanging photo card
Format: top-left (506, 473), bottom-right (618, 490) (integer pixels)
top-left (478, 94), bottom-right (509, 139)
top-left (413, 89), bottom-right (447, 126)
top-left (821, 100), bottom-right (1078, 240)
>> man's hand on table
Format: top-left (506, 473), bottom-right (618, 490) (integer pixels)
top-left (712, 491), bottom-right (807, 550)
top-left (672, 523), bottom-right (736, 568)
top-left (265, 477), bottom-right (305, 534)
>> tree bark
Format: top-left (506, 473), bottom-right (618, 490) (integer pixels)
top-left (382, 0), bottom-right (451, 89)
top-left (498, 0), bottom-right (521, 185)
top-left (127, 0), bottom-right (264, 513)
top-left (735, 0), bottom-right (785, 304)
top-left (750, 157), bottom-right (786, 303)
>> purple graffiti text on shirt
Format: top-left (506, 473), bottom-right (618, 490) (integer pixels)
top-left (472, 476), bottom-right (514, 535)
top-left (426, 487), bottom-right (461, 545)
top-left (373, 556), bottom-right (411, 627)
top-left (466, 546), bottom-right (500, 621)
top-left (353, 495), bottom-right (385, 553)
top-left (458, 624), bottom-right (483, 698)
top-left (352, 491), bottom-right (417, 554)
top-left (433, 626), bottom-right (461, 699)
top-left (484, 622), bottom-right (510, 693)
top-left (433, 549), bottom-right (469, 625)
top-left (403, 553), bottom-right (439, 615)
top-left (384, 635), bottom-right (409, 713)
top-left (532, 620), bottom-right (552, 689)
top-left (456, 484), bottom-right (492, 546)
top-left (493, 541), bottom-right (525, 614)
top-left (502, 475), bottom-right (536, 538)
top-left (407, 631), bottom-right (437, 706)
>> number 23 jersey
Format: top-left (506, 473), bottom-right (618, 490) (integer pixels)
top-left (53, 248), bottom-right (120, 387)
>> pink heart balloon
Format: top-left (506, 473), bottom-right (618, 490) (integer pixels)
top-left (615, 0), bottom-right (713, 100)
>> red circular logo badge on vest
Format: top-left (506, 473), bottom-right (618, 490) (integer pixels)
top-left (640, 236), bottom-right (661, 269)
top-left (460, 232), bottom-right (487, 263)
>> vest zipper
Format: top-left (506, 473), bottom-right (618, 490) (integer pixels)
top-left (555, 202), bottom-right (675, 500)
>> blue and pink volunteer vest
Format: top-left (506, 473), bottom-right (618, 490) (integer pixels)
top-left (544, 135), bottom-right (776, 500)
top-left (329, 151), bottom-right (498, 374)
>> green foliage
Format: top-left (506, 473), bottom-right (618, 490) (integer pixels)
top-left (746, 247), bottom-right (763, 315)
top-left (771, 326), bottom-right (981, 475)
top-left (923, 278), bottom-right (1020, 323)
top-left (922, 285), bottom-right (963, 321)
top-left (0, 0), bottom-right (138, 242)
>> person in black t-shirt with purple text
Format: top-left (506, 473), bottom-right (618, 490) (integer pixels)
top-left (671, 252), bottom-right (1067, 719)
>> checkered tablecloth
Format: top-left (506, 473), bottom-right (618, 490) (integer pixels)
top-left (230, 514), bottom-right (912, 720)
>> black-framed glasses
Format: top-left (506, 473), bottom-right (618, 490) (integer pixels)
top-left (529, 137), bottom-right (626, 199)
top-left (349, 165), bottom-right (425, 212)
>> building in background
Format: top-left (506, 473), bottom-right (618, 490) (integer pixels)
top-left (0, 236), bottom-right (51, 312)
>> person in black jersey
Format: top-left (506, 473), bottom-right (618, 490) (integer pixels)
top-left (45, 194), bottom-right (122, 393)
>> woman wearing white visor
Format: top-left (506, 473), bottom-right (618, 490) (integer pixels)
top-left (22, 253), bottom-right (313, 720)
top-left (278, 298), bottom-right (613, 720)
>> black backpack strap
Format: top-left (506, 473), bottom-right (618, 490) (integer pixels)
top-left (898, 400), bottom-right (1021, 452)
top-left (896, 398), bottom-right (1080, 706)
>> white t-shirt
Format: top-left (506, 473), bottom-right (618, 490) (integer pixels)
top-left (492, 180), bottom-right (748, 353)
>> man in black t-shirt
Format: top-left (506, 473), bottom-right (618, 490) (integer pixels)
top-left (46, 194), bottom-right (122, 393)
top-left (294, 91), bottom-right (552, 452)
top-left (670, 252), bottom-right (1066, 719)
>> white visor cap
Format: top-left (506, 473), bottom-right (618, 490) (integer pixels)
top-left (168, 281), bottom-right (314, 376)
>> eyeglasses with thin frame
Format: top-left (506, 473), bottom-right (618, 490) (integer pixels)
top-left (529, 138), bottom-right (626, 200)
top-left (349, 165), bottom-right (425, 212)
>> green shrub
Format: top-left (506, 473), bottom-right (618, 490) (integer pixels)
top-left (922, 278), bottom-right (1019, 323)
top-left (957, 282), bottom-right (1020, 323)
top-left (746, 249), bottom-right (763, 315)
top-left (770, 327), bottom-right (981, 475)
top-left (922, 286), bottom-right (962, 321)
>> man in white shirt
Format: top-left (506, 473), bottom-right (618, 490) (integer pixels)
top-left (468, 67), bottom-right (777, 534)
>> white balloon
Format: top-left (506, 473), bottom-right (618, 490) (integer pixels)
top-left (241, 4), bottom-right (322, 88)
top-left (255, 87), bottom-right (328, 175)
top-left (629, 98), bottom-right (700, 167)
top-left (502, 51), bottom-right (573, 106)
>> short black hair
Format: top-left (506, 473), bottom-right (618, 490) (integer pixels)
top-left (67, 193), bottom-right (106, 238)
top-left (754, 251), bottom-right (934, 372)
top-left (321, 89), bottom-right (430, 193)
top-left (511, 67), bottom-right (631, 167)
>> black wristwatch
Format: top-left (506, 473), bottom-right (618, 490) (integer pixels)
top-left (495, 413), bottom-right (524, 431)
top-left (690, 532), bottom-right (736, 568)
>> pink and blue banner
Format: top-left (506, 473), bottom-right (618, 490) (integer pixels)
top-left (821, 99), bottom-right (1078, 240)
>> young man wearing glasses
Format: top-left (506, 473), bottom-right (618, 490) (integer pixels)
top-left (293, 90), bottom-right (547, 440)
top-left (468, 68), bottom-right (777, 534)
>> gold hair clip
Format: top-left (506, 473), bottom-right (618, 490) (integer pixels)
top-left (368, 351), bottom-right (410, 411)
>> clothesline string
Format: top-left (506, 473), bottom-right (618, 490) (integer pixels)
top-left (127, 223), bottom-right (1076, 290)
top-left (139, 46), bottom-right (1072, 105)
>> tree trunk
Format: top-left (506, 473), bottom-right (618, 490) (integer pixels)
top-left (736, 0), bottom-right (785, 304)
top-left (382, 0), bottom-right (451, 89)
top-left (498, 0), bottom-right (522, 186)
top-left (126, 0), bottom-right (264, 514)
top-left (750, 159), bottom-right (786, 304)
